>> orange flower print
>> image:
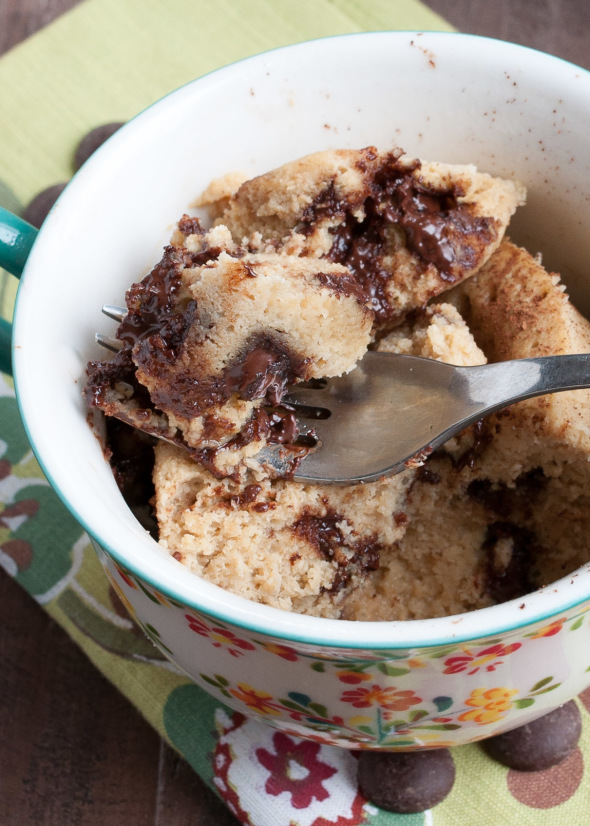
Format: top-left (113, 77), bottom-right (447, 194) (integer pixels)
top-left (341, 685), bottom-right (422, 711)
top-left (337, 670), bottom-right (372, 685)
top-left (185, 614), bottom-right (255, 657)
top-left (229, 683), bottom-right (282, 716)
top-left (530, 618), bottom-right (566, 638)
top-left (458, 687), bottom-right (518, 725)
top-left (262, 642), bottom-right (299, 661)
top-left (443, 643), bottom-right (521, 675)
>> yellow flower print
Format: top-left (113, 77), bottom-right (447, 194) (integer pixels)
top-left (348, 715), bottom-right (373, 728)
top-left (458, 687), bottom-right (518, 725)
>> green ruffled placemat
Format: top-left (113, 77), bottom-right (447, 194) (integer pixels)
top-left (2, 2), bottom-right (590, 823)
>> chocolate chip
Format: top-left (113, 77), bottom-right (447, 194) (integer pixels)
top-left (357, 748), bottom-right (455, 813)
top-left (482, 700), bottom-right (581, 771)
top-left (22, 183), bottom-right (68, 228)
top-left (74, 122), bottom-right (126, 170)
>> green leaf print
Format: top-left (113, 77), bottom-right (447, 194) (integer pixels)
top-left (514, 698), bottom-right (535, 709)
top-left (376, 663), bottom-right (410, 677)
top-left (530, 676), bottom-right (553, 692)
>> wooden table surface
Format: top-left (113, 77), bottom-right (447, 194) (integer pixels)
top-left (1, 1), bottom-right (589, 823)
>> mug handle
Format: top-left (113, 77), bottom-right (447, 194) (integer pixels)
top-left (0, 206), bottom-right (39, 376)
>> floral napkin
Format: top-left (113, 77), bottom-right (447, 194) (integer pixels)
top-left (1, 1), bottom-right (590, 824)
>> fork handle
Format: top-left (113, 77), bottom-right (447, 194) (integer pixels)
top-left (461, 354), bottom-right (590, 416)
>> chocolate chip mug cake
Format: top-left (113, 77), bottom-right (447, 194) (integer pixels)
top-left (85, 147), bottom-right (590, 621)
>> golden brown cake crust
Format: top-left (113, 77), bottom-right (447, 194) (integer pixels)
top-left (211, 147), bottom-right (526, 327)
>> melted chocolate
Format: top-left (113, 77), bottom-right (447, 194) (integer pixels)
top-left (299, 180), bottom-right (349, 234)
top-left (316, 152), bottom-right (499, 323)
top-left (86, 222), bottom-right (309, 468)
top-left (104, 418), bottom-right (157, 536)
top-left (137, 326), bottom-right (308, 422)
top-left (224, 336), bottom-right (306, 407)
top-left (313, 270), bottom-right (367, 303)
top-left (229, 483), bottom-right (262, 506)
top-left (85, 347), bottom-right (142, 409)
top-left (452, 418), bottom-right (493, 470)
top-left (468, 467), bottom-right (548, 520)
top-left (327, 209), bottom-right (393, 321)
top-left (189, 404), bottom-right (303, 481)
top-left (118, 233), bottom-right (218, 350)
top-left (482, 521), bottom-right (538, 604)
top-left (177, 215), bottom-right (203, 237)
top-left (415, 466), bottom-right (441, 485)
top-left (86, 218), bottom-right (222, 418)
top-left (292, 508), bottom-right (381, 591)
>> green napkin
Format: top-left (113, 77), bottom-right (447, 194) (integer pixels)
top-left (2, 2), bottom-right (590, 823)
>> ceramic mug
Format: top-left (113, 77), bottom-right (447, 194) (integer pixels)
top-left (2, 32), bottom-right (590, 750)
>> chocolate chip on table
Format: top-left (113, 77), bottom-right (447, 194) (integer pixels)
top-left (73, 122), bottom-right (126, 171)
top-left (482, 700), bottom-right (581, 771)
top-left (22, 183), bottom-right (68, 229)
top-left (357, 748), bottom-right (455, 813)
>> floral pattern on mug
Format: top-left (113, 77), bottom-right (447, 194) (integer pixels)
top-left (443, 642), bottom-right (522, 675)
top-left (340, 685), bottom-right (422, 712)
top-left (229, 683), bottom-right (283, 716)
top-left (105, 555), bottom-right (590, 747)
top-left (458, 687), bottom-right (519, 725)
top-left (527, 618), bottom-right (566, 638)
top-left (186, 614), bottom-right (256, 657)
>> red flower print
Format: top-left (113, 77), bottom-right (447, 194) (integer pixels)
top-left (185, 614), bottom-right (211, 637)
top-left (337, 670), bottom-right (372, 684)
top-left (341, 685), bottom-right (422, 711)
top-left (262, 642), bottom-right (299, 661)
top-left (113, 562), bottom-right (138, 590)
top-left (185, 614), bottom-right (255, 657)
top-left (530, 619), bottom-right (566, 638)
top-left (256, 731), bottom-right (337, 809)
top-left (443, 643), bottom-right (521, 675)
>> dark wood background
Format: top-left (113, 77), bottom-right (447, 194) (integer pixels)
top-left (1, 1), bottom-right (589, 823)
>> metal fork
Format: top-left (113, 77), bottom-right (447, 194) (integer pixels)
top-left (97, 305), bottom-right (590, 484)
top-left (276, 350), bottom-right (590, 483)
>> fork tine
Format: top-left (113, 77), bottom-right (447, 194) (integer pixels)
top-left (102, 304), bottom-right (127, 322)
top-left (95, 333), bottom-right (123, 352)
top-left (283, 383), bottom-right (331, 407)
